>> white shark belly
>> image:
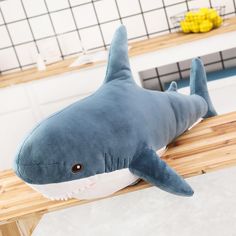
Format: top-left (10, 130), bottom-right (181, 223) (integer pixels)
top-left (28, 168), bottom-right (139, 200)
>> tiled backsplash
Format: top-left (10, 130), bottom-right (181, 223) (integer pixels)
top-left (0, 0), bottom-right (236, 74)
top-left (141, 47), bottom-right (236, 91)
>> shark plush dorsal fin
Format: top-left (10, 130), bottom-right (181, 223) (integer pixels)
top-left (129, 147), bottom-right (194, 197)
top-left (104, 25), bottom-right (132, 83)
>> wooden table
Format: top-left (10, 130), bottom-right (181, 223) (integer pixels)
top-left (1, 111), bottom-right (236, 235)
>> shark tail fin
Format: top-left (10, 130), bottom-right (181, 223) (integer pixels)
top-left (190, 58), bottom-right (217, 118)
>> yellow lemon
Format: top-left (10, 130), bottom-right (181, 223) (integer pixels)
top-left (194, 11), bottom-right (206, 23)
top-left (208, 9), bottom-right (219, 21)
top-left (189, 22), bottom-right (200, 33)
top-left (200, 8), bottom-right (210, 13)
top-left (185, 11), bottom-right (195, 22)
top-left (200, 20), bottom-right (213, 32)
top-left (205, 8), bottom-right (217, 20)
top-left (200, 8), bottom-right (210, 18)
top-left (180, 20), bottom-right (191, 33)
top-left (213, 15), bottom-right (223, 28)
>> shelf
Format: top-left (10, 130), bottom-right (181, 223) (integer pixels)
top-left (0, 17), bottom-right (236, 89)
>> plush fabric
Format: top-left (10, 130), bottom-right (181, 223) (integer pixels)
top-left (190, 58), bottom-right (217, 118)
top-left (14, 26), bottom-right (217, 200)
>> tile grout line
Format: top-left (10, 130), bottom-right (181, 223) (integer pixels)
top-left (43, 0), bottom-right (64, 60)
top-left (0, 0), bottom-right (235, 73)
top-left (91, 0), bottom-right (106, 50)
top-left (137, 0), bottom-right (149, 39)
top-left (20, 0), bottom-right (40, 54)
top-left (143, 55), bottom-right (236, 83)
top-left (0, 8), bottom-right (22, 71)
top-left (155, 68), bottom-right (164, 91)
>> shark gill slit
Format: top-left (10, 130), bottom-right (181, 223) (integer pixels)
top-left (104, 153), bottom-right (112, 172)
top-left (111, 155), bottom-right (114, 171)
top-left (104, 153), bottom-right (107, 172)
top-left (104, 153), bottom-right (130, 173)
top-left (117, 157), bottom-right (120, 170)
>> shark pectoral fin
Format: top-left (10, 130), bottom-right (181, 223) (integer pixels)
top-left (129, 148), bottom-right (194, 197)
top-left (167, 81), bottom-right (178, 92)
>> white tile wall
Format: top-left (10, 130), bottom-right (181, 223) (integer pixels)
top-left (1, 0), bottom-right (25, 23)
top-left (167, 3), bottom-right (188, 28)
top-left (0, 0), bottom-right (236, 73)
top-left (0, 26), bottom-right (11, 48)
top-left (69, 0), bottom-right (91, 6)
top-left (8, 20), bottom-right (33, 44)
top-left (158, 63), bottom-right (179, 75)
top-left (100, 20), bottom-right (121, 45)
top-left (79, 26), bottom-right (103, 50)
top-left (72, 4), bottom-right (97, 28)
top-left (116, 0), bottom-right (141, 17)
top-left (144, 9), bottom-right (169, 34)
top-left (46, 0), bottom-right (69, 11)
top-left (224, 58), bottom-right (236, 68)
top-left (0, 47), bottom-right (19, 71)
top-left (205, 62), bottom-right (223, 72)
top-left (139, 68), bottom-right (157, 80)
top-left (58, 31), bottom-right (82, 56)
top-left (0, 11), bottom-right (4, 24)
top-left (15, 42), bottom-right (38, 66)
top-left (222, 48), bottom-right (236, 59)
top-left (29, 15), bottom-right (54, 39)
top-left (122, 15), bottom-right (146, 39)
top-left (179, 59), bottom-right (192, 70)
top-left (141, 48), bottom-right (236, 91)
top-left (94, 0), bottom-right (119, 23)
top-left (51, 10), bottom-right (76, 34)
top-left (188, 0), bottom-right (211, 9)
top-left (140, 0), bottom-right (163, 11)
top-left (201, 52), bottom-right (221, 64)
top-left (211, 0), bottom-right (235, 15)
top-left (37, 37), bottom-right (61, 63)
top-left (22, 0), bottom-right (47, 17)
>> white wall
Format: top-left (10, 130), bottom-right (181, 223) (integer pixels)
top-left (0, 0), bottom-right (236, 73)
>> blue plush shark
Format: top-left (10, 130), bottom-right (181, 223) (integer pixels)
top-left (14, 26), bottom-right (217, 200)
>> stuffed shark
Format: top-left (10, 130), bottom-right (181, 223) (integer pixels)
top-left (14, 26), bottom-right (217, 200)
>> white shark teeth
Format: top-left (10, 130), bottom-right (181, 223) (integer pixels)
top-left (28, 168), bottom-right (139, 200)
top-left (39, 183), bottom-right (95, 201)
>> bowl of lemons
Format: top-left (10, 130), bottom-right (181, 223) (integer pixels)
top-left (171, 6), bottom-right (225, 33)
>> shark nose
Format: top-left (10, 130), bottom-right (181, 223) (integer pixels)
top-left (14, 160), bottom-right (62, 184)
top-left (14, 162), bottom-right (36, 184)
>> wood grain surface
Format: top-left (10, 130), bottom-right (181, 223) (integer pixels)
top-left (1, 111), bottom-right (236, 224)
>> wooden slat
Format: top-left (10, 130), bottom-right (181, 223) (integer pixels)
top-left (1, 17), bottom-right (236, 88)
top-left (1, 111), bottom-right (236, 223)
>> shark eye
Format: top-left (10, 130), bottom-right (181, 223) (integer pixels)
top-left (72, 164), bottom-right (83, 173)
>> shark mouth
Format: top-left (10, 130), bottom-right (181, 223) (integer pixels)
top-left (28, 168), bottom-right (139, 201)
